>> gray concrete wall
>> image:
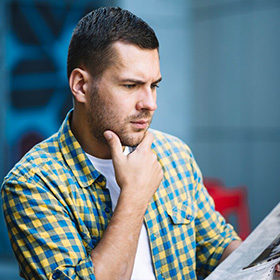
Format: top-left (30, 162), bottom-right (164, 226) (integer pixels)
top-left (191, 0), bottom-right (280, 228)
top-left (120, 0), bottom-right (280, 229)
top-left (120, 0), bottom-right (193, 143)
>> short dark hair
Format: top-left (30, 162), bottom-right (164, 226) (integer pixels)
top-left (67, 7), bottom-right (159, 80)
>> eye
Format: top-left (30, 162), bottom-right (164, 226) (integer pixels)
top-left (124, 84), bottom-right (136, 89)
top-left (151, 84), bottom-right (159, 89)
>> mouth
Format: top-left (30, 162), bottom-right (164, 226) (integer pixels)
top-left (130, 119), bottom-right (150, 129)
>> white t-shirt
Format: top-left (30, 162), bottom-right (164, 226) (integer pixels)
top-left (86, 149), bottom-right (156, 280)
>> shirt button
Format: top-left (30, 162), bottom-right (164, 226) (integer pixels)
top-left (52, 272), bottom-right (59, 279)
top-left (186, 214), bottom-right (192, 220)
top-left (151, 234), bottom-right (157, 242)
top-left (105, 207), bottom-right (111, 213)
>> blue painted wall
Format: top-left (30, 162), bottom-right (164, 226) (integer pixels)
top-left (0, 1), bottom-right (114, 277)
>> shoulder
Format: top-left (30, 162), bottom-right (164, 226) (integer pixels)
top-left (2, 132), bottom-right (61, 184)
top-left (149, 129), bottom-right (192, 156)
top-left (149, 129), bottom-right (204, 189)
top-left (149, 129), bottom-right (199, 172)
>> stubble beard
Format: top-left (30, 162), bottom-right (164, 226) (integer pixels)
top-left (86, 84), bottom-right (153, 148)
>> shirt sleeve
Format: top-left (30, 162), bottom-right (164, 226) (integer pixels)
top-left (190, 156), bottom-right (241, 278)
top-left (2, 176), bottom-right (96, 280)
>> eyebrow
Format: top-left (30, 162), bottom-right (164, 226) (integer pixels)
top-left (152, 77), bottom-right (162, 84)
top-left (119, 77), bottom-right (162, 85)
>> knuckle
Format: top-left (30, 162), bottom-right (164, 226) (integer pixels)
top-left (151, 152), bottom-right (157, 160)
top-left (158, 166), bottom-right (163, 176)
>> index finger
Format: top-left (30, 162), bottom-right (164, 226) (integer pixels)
top-left (104, 130), bottom-right (124, 161)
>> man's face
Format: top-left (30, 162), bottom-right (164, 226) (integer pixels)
top-left (86, 41), bottom-right (161, 147)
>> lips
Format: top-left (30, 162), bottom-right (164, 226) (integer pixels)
top-left (130, 119), bottom-right (150, 129)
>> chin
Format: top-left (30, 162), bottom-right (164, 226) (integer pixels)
top-left (120, 131), bottom-right (146, 147)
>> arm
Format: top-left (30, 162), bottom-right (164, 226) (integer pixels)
top-left (191, 158), bottom-right (241, 277)
top-left (2, 131), bottom-right (162, 280)
top-left (90, 131), bottom-right (163, 280)
top-left (218, 239), bottom-right (242, 264)
top-left (2, 178), bottom-right (96, 280)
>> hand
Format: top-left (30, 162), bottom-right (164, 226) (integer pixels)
top-left (276, 263), bottom-right (280, 277)
top-left (104, 130), bottom-right (163, 208)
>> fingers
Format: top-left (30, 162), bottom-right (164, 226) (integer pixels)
top-left (104, 130), bottom-right (123, 161)
top-left (276, 263), bottom-right (280, 275)
top-left (104, 130), bottom-right (155, 159)
top-left (136, 131), bottom-right (154, 152)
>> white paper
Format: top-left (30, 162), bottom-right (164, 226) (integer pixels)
top-left (206, 202), bottom-right (280, 280)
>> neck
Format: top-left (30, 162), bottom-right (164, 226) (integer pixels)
top-left (70, 108), bottom-right (112, 159)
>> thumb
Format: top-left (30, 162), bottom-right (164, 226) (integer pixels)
top-left (103, 130), bottom-right (123, 161)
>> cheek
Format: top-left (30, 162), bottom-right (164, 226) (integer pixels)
top-left (113, 99), bottom-right (135, 116)
top-left (97, 89), bottom-right (137, 120)
top-left (102, 102), bottom-right (127, 124)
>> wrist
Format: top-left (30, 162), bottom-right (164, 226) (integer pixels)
top-left (117, 191), bottom-right (149, 216)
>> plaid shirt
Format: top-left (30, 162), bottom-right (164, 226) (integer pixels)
top-left (2, 111), bottom-right (239, 280)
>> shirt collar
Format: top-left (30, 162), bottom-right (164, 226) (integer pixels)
top-left (57, 109), bottom-right (105, 188)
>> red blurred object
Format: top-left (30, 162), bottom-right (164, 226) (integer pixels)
top-left (203, 177), bottom-right (251, 240)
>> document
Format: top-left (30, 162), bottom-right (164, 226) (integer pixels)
top-left (206, 202), bottom-right (280, 280)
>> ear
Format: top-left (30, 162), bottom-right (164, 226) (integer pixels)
top-left (69, 68), bottom-right (91, 104)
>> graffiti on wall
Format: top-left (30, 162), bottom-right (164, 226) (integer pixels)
top-left (6, 0), bottom-right (105, 168)
top-left (1, 0), bottom-right (105, 255)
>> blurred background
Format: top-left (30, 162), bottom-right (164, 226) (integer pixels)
top-left (0, 0), bottom-right (279, 278)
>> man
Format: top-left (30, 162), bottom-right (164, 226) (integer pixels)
top-left (2, 6), bottom-right (279, 280)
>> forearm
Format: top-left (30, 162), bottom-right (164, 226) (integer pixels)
top-left (90, 193), bottom-right (147, 280)
top-left (218, 239), bottom-right (242, 264)
top-left (91, 130), bottom-right (162, 279)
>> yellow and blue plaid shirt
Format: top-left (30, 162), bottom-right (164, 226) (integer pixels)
top-left (2, 111), bottom-right (239, 280)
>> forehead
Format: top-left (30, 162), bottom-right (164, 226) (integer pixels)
top-left (108, 41), bottom-right (161, 81)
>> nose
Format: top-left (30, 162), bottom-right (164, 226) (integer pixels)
top-left (136, 88), bottom-right (157, 112)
